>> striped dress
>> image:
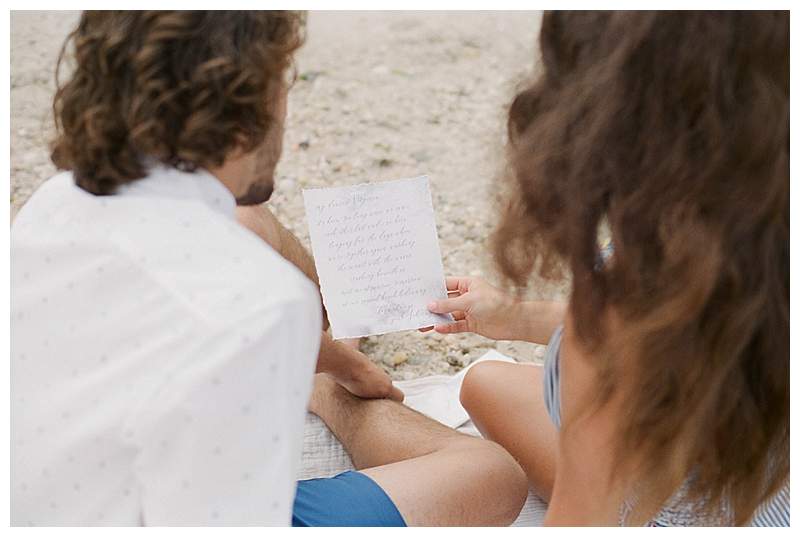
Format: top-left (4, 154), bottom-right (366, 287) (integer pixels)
top-left (618, 477), bottom-right (790, 526)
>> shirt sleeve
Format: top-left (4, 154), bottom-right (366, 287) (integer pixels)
top-left (127, 296), bottom-right (321, 526)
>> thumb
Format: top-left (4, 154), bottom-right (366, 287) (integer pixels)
top-left (388, 384), bottom-right (405, 403)
top-left (428, 294), bottom-right (471, 315)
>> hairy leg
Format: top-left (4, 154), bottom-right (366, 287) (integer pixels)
top-left (309, 374), bottom-right (528, 526)
top-left (460, 361), bottom-right (558, 502)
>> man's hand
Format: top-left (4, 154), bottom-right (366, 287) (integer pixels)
top-left (317, 332), bottom-right (404, 402)
top-left (332, 352), bottom-right (405, 402)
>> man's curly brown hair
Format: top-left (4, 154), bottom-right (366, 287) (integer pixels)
top-left (51, 11), bottom-right (304, 195)
top-left (494, 12), bottom-right (788, 524)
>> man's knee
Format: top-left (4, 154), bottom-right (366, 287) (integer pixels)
top-left (458, 437), bottom-right (528, 525)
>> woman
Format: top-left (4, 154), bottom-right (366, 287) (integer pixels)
top-left (425, 11), bottom-right (788, 525)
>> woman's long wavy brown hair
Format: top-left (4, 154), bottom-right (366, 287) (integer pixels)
top-left (51, 11), bottom-right (304, 195)
top-left (493, 11), bottom-right (788, 524)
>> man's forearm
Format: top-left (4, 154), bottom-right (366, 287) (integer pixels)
top-left (317, 332), bottom-right (367, 377)
top-left (236, 205), bottom-right (328, 330)
top-left (237, 204), bottom-right (402, 400)
top-left (316, 332), bottom-right (404, 401)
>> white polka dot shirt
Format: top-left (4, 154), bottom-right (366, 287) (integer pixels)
top-left (11, 166), bottom-right (322, 526)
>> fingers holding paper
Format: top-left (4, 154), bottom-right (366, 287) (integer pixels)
top-left (419, 276), bottom-right (471, 332)
top-left (424, 275), bottom-right (519, 340)
top-left (421, 276), bottom-right (471, 334)
top-left (424, 275), bottom-right (569, 344)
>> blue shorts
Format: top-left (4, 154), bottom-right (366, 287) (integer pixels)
top-left (292, 470), bottom-right (406, 527)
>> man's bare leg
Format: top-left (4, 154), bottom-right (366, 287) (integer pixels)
top-left (309, 374), bottom-right (528, 526)
top-left (236, 204), bottom-right (402, 401)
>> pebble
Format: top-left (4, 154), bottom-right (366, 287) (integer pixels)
top-left (299, 70), bottom-right (324, 82)
top-left (384, 352), bottom-right (409, 367)
top-left (411, 150), bottom-right (430, 162)
top-left (446, 353), bottom-right (470, 368)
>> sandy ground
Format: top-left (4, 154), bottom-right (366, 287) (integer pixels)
top-left (11, 11), bottom-right (566, 379)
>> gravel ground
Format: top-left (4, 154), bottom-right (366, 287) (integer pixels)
top-left (11, 11), bottom-right (568, 379)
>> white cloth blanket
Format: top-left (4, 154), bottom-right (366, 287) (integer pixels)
top-left (298, 349), bottom-right (548, 526)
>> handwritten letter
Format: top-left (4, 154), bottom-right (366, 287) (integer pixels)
top-left (303, 176), bottom-right (452, 339)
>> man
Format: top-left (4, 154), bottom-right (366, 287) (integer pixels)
top-left (11, 11), bottom-right (527, 526)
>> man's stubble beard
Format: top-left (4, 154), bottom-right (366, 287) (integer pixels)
top-left (235, 121), bottom-right (284, 206)
top-left (235, 176), bottom-right (274, 206)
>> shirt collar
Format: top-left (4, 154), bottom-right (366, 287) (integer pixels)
top-left (116, 164), bottom-right (237, 219)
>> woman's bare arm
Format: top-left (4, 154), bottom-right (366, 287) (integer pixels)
top-left (426, 276), bottom-right (566, 344)
top-left (544, 315), bottom-right (627, 525)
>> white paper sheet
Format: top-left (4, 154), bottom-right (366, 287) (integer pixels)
top-left (303, 176), bottom-right (452, 339)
